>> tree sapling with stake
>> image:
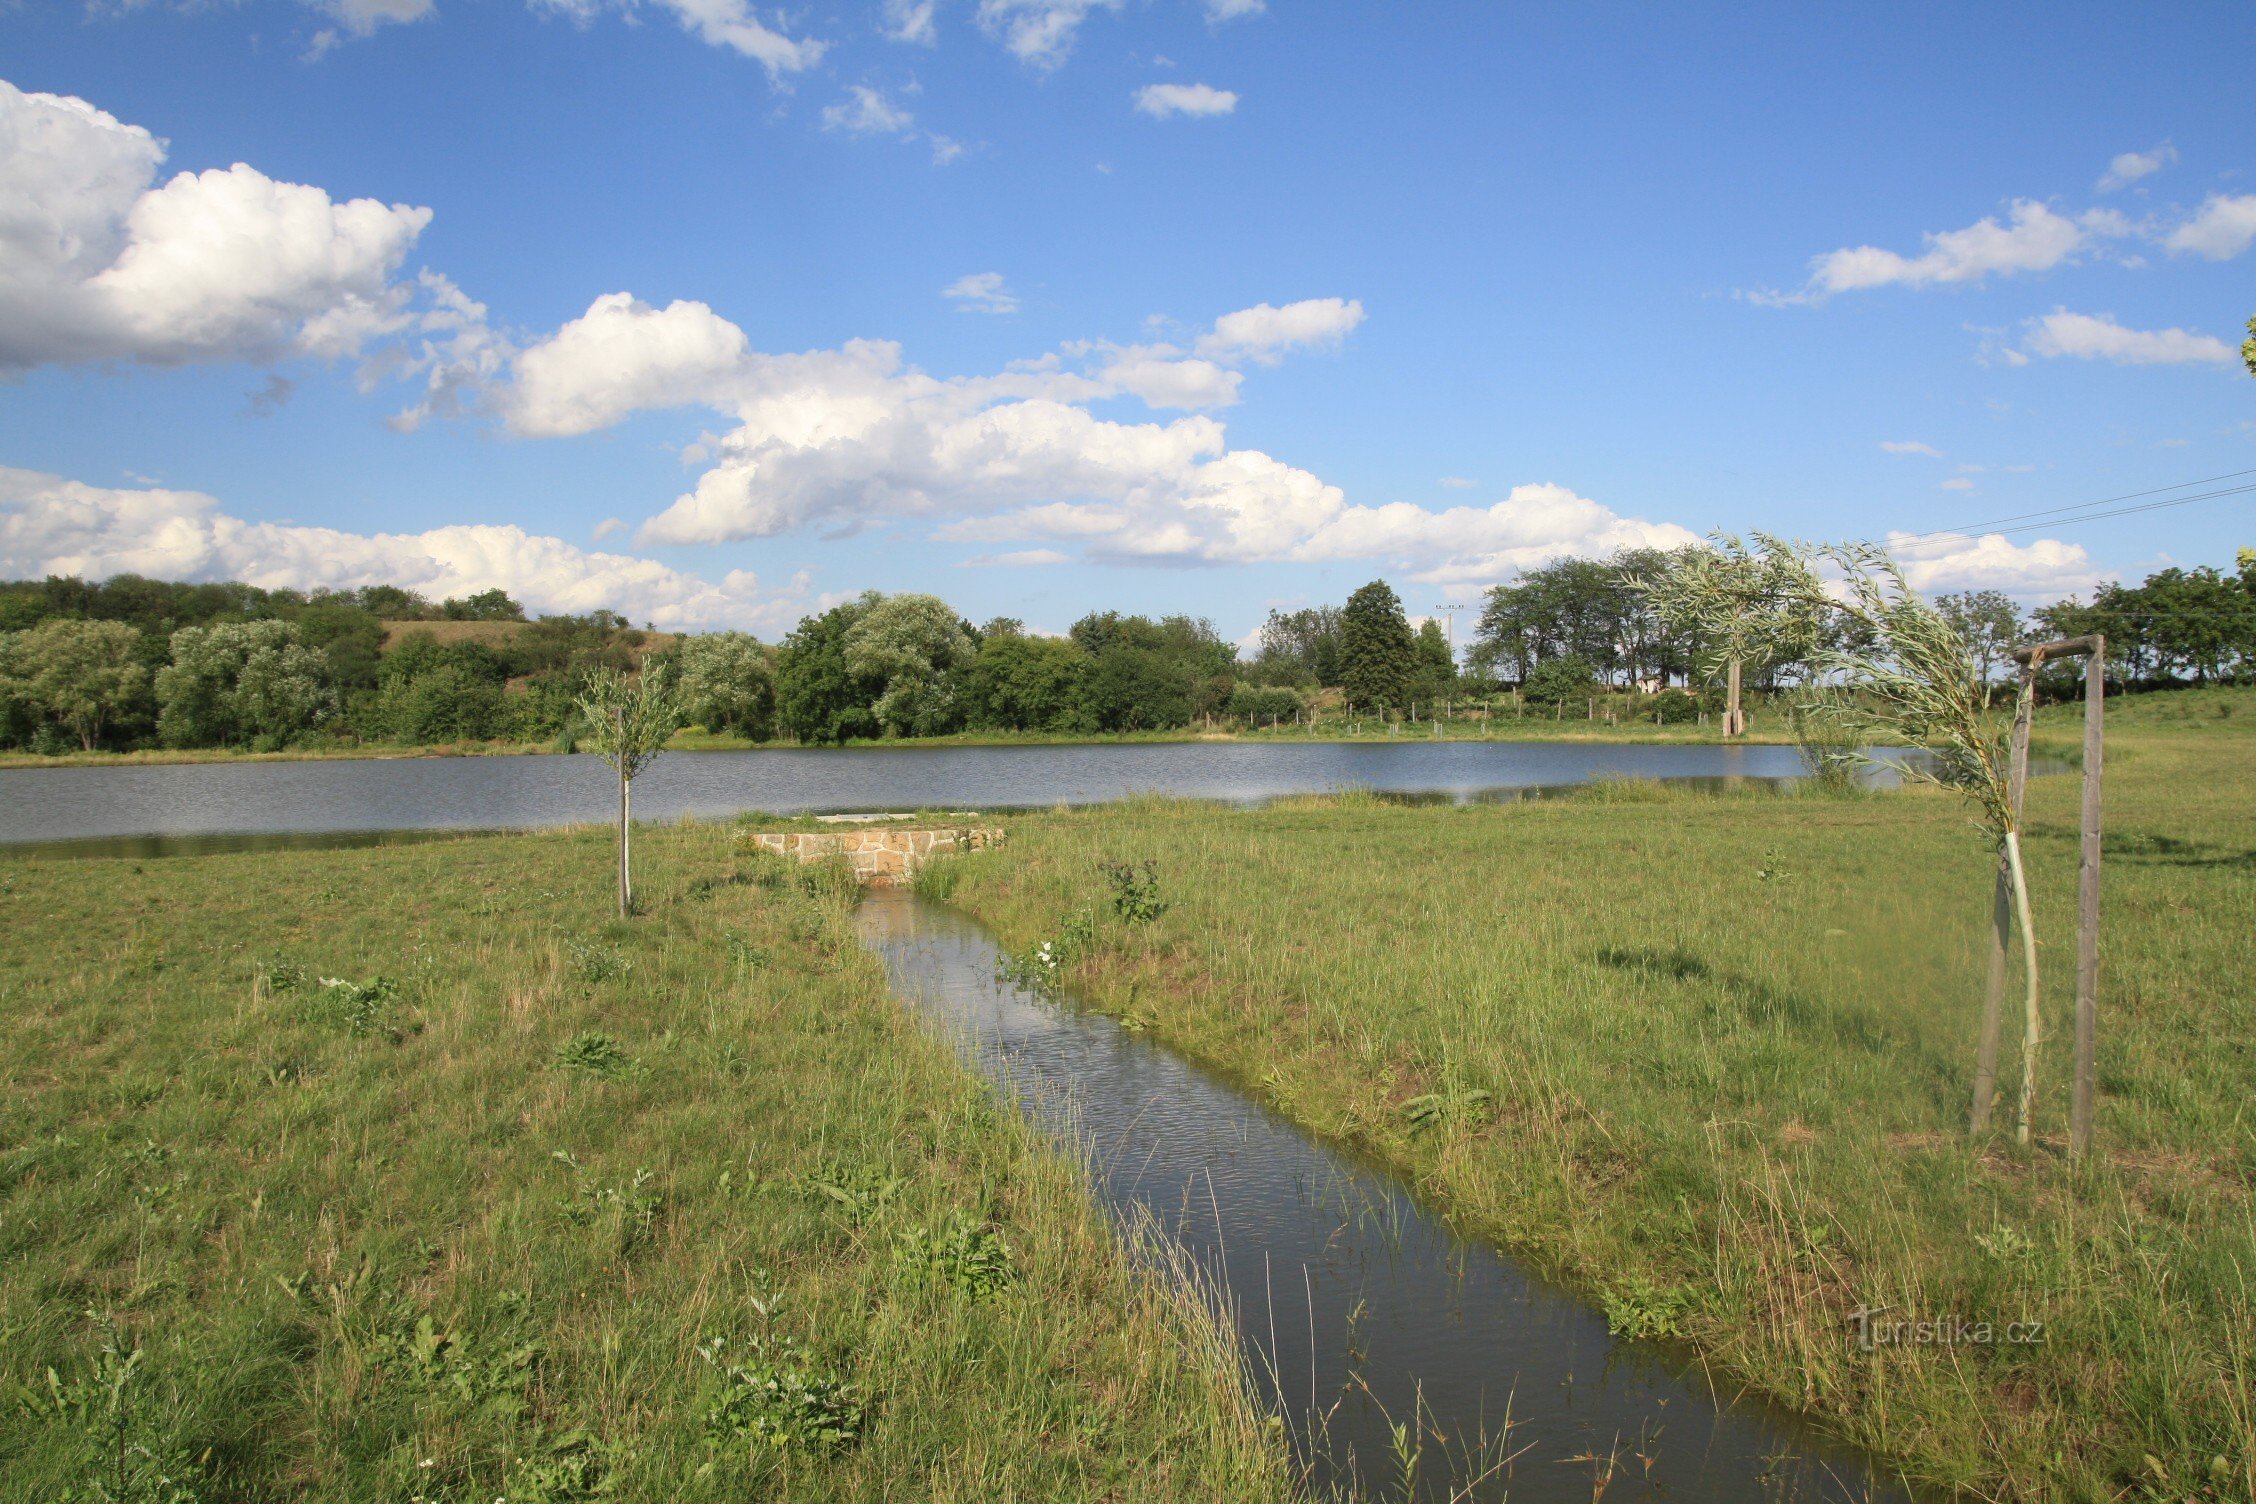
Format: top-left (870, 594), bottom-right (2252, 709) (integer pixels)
top-left (576, 664), bottom-right (681, 918)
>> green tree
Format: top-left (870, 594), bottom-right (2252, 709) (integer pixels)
top-left (960, 630), bottom-right (1089, 731)
top-left (1338, 579), bottom-right (1416, 714)
top-left (1629, 538), bottom-right (1825, 736)
top-left (0, 618), bottom-right (148, 751)
top-left (1520, 653), bottom-right (1598, 708)
top-left (576, 665), bottom-right (680, 919)
top-left (775, 595), bottom-right (883, 744)
top-left (1410, 618), bottom-right (1455, 708)
top-left (675, 631), bottom-right (776, 739)
top-left (1934, 590), bottom-right (2024, 701)
top-left (1250, 606), bottom-right (1342, 687)
top-left (155, 620), bottom-right (334, 748)
top-left (844, 593), bottom-right (975, 737)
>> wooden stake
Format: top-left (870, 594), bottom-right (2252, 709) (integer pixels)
top-left (2071, 637), bottom-right (2105, 1157)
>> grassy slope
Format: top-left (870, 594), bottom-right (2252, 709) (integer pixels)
top-left (0, 827), bottom-right (1293, 1502)
top-left (945, 686), bottom-right (2256, 1503)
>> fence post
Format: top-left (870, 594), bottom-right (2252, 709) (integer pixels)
top-left (2071, 637), bottom-right (2105, 1157)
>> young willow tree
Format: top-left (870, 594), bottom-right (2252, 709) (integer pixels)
top-left (1635, 536), bottom-right (2051, 1143)
top-left (576, 665), bottom-right (680, 919)
top-left (1630, 537), bottom-right (1822, 735)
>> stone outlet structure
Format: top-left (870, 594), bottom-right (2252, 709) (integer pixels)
top-left (745, 826), bottom-right (1004, 886)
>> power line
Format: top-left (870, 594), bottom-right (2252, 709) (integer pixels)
top-left (1912, 467), bottom-right (2256, 543)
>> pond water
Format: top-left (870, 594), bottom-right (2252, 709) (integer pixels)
top-left (859, 890), bottom-right (1920, 1503)
top-left (1, 740), bottom-right (1835, 853)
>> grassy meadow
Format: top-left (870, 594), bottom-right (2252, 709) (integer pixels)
top-left (0, 825), bottom-right (1295, 1502)
top-left (941, 686), bottom-right (2256, 1502)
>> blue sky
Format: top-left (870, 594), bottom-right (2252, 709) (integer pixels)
top-left (2, 0), bottom-right (2251, 637)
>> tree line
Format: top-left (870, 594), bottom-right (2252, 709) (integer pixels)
top-left (3, 547), bottom-right (2249, 753)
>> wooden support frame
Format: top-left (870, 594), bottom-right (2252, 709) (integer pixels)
top-left (1994, 634), bottom-right (2106, 1158)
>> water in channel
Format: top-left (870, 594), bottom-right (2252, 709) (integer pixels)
top-left (856, 888), bottom-right (1921, 1504)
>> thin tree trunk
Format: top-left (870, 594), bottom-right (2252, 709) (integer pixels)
top-left (2071, 642), bottom-right (2105, 1157)
top-left (1972, 671), bottom-right (2037, 1137)
top-left (1725, 654), bottom-right (1744, 737)
top-left (617, 759), bottom-right (630, 920)
top-left (2006, 830), bottom-right (2041, 1146)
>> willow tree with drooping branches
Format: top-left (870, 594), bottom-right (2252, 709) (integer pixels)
top-left (1626, 535), bottom-right (1823, 735)
top-left (576, 664), bottom-right (681, 919)
top-left (1633, 535), bottom-right (2049, 1144)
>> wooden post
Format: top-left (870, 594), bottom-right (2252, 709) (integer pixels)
top-left (1990, 633), bottom-right (2106, 1151)
top-left (1971, 663), bottom-right (2036, 1136)
top-left (2071, 638), bottom-right (2105, 1157)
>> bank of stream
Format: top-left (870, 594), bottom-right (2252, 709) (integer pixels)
top-left (857, 888), bottom-right (1925, 1503)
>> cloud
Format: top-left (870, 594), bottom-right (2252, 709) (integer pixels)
top-left (929, 135), bottom-right (966, 165)
top-left (943, 272), bottom-right (1019, 314)
top-left (306, 0), bottom-right (436, 38)
top-left (1879, 440), bottom-right (1944, 457)
top-left (821, 84), bottom-right (916, 136)
top-left (2163, 193), bottom-right (2256, 260)
top-left (1204, 0), bottom-right (1264, 17)
top-left (481, 289), bottom-right (1666, 588)
top-left (2097, 143), bottom-right (2176, 193)
top-left (959, 548), bottom-right (1069, 567)
top-left (644, 0), bottom-right (826, 75)
top-left (0, 79), bottom-right (451, 373)
top-left (504, 292), bottom-right (749, 437)
top-left (1133, 82), bottom-right (1238, 118)
top-left (882, 0), bottom-right (937, 44)
top-left (1086, 348), bottom-right (1241, 408)
top-left (1938, 477), bottom-right (1975, 491)
top-left (0, 465), bottom-right (808, 631)
top-left (976, 0), bottom-right (1122, 68)
top-left (1883, 529), bottom-right (2103, 598)
top-left (1805, 200), bottom-right (2103, 296)
top-left (1286, 484), bottom-right (1704, 584)
top-left (2021, 308), bottom-right (2236, 366)
top-left (1194, 297), bottom-right (1364, 363)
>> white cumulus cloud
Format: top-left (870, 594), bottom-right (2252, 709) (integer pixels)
top-left (1194, 297), bottom-right (1364, 363)
top-left (0, 79), bottom-right (446, 373)
top-left (882, 0), bottom-right (937, 44)
top-left (2097, 143), bottom-right (2176, 193)
top-left (2022, 308), bottom-right (2236, 366)
top-left (504, 293), bottom-right (749, 437)
top-left (1204, 0), bottom-right (1264, 18)
top-left (2164, 193), bottom-right (2256, 261)
top-left (1804, 200), bottom-right (2101, 296)
top-left (976, 0), bottom-right (1122, 68)
top-left (822, 85), bottom-right (916, 136)
top-left (943, 272), bottom-right (1019, 314)
top-left (1884, 529), bottom-right (2103, 599)
top-left (0, 465), bottom-right (808, 631)
top-left (1133, 82), bottom-right (1238, 118)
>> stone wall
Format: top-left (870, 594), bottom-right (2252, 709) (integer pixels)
top-left (744, 826), bottom-right (1004, 886)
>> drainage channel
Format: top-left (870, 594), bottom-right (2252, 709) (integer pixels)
top-left (856, 887), bottom-right (1926, 1504)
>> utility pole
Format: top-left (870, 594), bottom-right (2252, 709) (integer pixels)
top-left (1438, 603), bottom-right (1464, 719)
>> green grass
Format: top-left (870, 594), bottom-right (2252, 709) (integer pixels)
top-left (0, 826), bottom-right (1294, 1501)
top-left (942, 688), bottom-right (2256, 1503)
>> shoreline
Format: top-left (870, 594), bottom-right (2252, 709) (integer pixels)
top-left (0, 720), bottom-right (1799, 770)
